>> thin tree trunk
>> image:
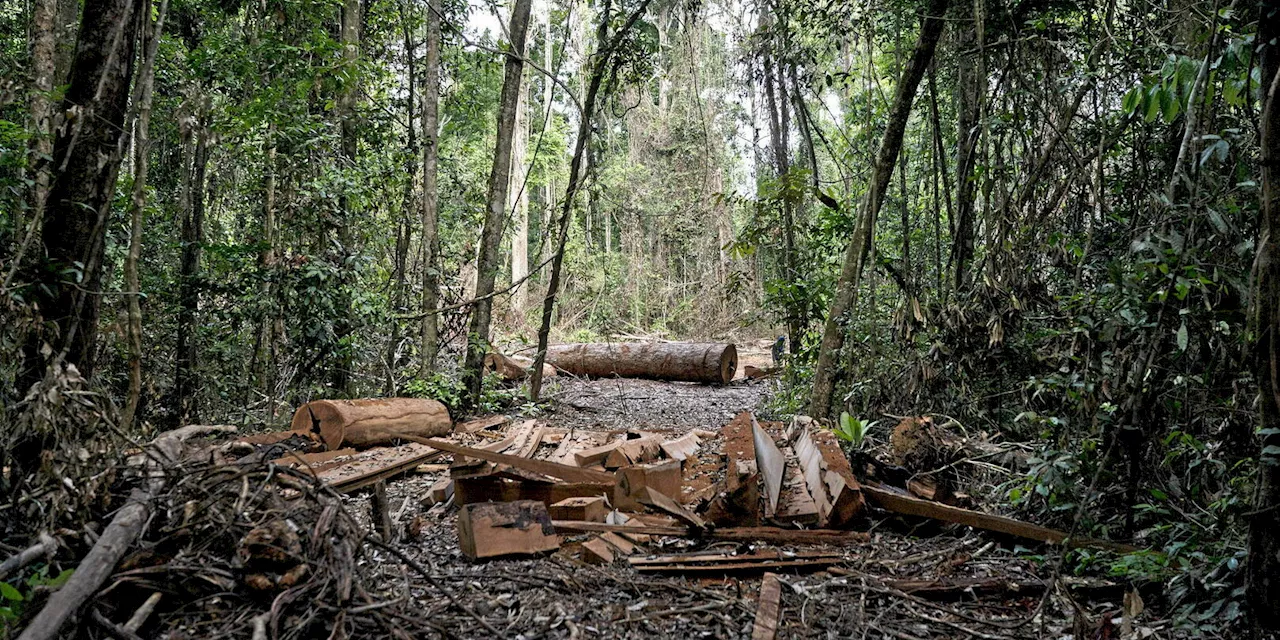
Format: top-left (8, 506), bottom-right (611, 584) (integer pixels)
top-left (510, 36), bottom-right (531, 318)
top-left (950, 31), bottom-right (980, 292)
top-left (332, 0), bottom-right (362, 395)
top-left (1248, 2), bottom-right (1280, 632)
top-left (462, 0), bottom-right (534, 408)
top-left (762, 49), bottom-right (800, 357)
top-left (174, 116), bottom-right (209, 426)
top-left (121, 0), bottom-right (169, 431)
top-left (419, 0), bottom-right (442, 375)
top-left (808, 0), bottom-right (948, 419)
top-left (19, 0), bottom-right (143, 391)
top-left (26, 0), bottom-right (58, 234)
top-left (529, 0), bottom-right (654, 401)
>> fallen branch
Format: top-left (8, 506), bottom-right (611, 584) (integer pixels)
top-left (0, 533), bottom-right (57, 581)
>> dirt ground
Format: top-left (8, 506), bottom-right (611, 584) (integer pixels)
top-left (336, 365), bottom-right (1132, 640)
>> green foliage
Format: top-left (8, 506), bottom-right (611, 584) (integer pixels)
top-left (833, 412), bottom-right (874, 449)
top-left (0, 566), bottom-right (73, 623)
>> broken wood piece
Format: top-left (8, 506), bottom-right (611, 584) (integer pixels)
top-left (455, 414), bottom-right (510, 434)
top-left (545, 342), bottom-right (738, 384)
top-left (507, 420), bottom-right (545, 459)
top-left (427, 476), bottom-right (453, 505)
top-left (604, 436), bottom-right (663, 468)
top-left (773, 446), bottom-right (819, 525)
top-left (861, 485), bottom-right (1138, 552)
top-left (123, 591), bottom-right (162, 634)
top-left (549, 496), bottom-right (608, 522)
top-left (599, 532), bottom-right (637, 556)
top-left (752, 414), bottom-right (786, 518)
top-left (407, 437), bottom-right (617, 484)
top-left (0, 533), bottom-right (57, 581)
top-left (743, 365), bottom-right (780, 380)
top-left (581, 537), bottom-right (616, 564)
top-left (705, 411), bottom-right (761, 526)
top-left (551, 521), bottom-right (870, 546)
top-left (485, 352), bottom-right (556, 381)
top-left (639, 486), bottom-right (706, 528)
top-left (456, 500), bottom-right (560, 560)
top-left (807, 428), bottom-right (865, 526)
top-left (310, 443), bottom-right (443, 493)
top-left (291, 398), bottom-right (452, 450)
top-left (752, 573), bottom-right (783, 640)
top-left (629, 549), bottom-right (840, 566)
top-left (630, 553), bottom-right (839, 575)
top-left (573, 437), bottom-right (625, 467)
top-left (660, 432), bottom-right (701, 462)
top-left (613, 460), bottom-right (682, 511)
top-left (372, 480), bottom-right (393, 541)
top-left (793, 429), bottom-right (832, 524)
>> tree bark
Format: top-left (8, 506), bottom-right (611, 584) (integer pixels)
top-left (19, 0), bottom-right (143, 391)
top-left (26, 0), bottom-right (58, 233)
top-left (511, 20), bottom-right (532, 318)
top-left (419, 0), bottom-right (443, 375)
top-left (808, 0), bottom-right (948, 419)
top-left (950, 30), bottom-right (980, 293)
top-left (462, 0), bottom-right (534, 409)
top-left (331, 0), bottom-right (362, 395)
top-left (122, 0), bottom-right (169, 431)
top-left (1248, 2), bottom-right (1280, 633)
top-left (545, 342), bottom-right (738, 384)
top-left (388, 0), bottom-right (418, 394)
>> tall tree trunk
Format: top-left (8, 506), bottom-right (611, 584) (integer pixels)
top-left (419, 0), bottom-right (442, 375)
top-left (510, 38), bottom-right (531, 319)
top-left (1248, 1), bottom-right (1280, 632)
top-left (950, 33), bottom-right (980, 292)
top-left (462, 0), bottom-right (534, 408)
top-left (174, 116), bottom-right (209, 426)
top-left (19, 0), bottom-right (143, 391)
top-left (121, 0), bottom-right (169, 431)
top-left (332, 0), bottom-right (362, 395)
top-left (808, 0), bottom-right (948, 419)
top-left (25, 0), bottom-right (58, 234)
top-left (529, 0), bottom-right (654, 401)
top-left (762, 49), bottom-right (800, 358)
top-left (387, 0), bottom-right (418, 394)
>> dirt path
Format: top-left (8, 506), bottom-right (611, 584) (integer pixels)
top-left (350, 374), bottom-right (1092, 639)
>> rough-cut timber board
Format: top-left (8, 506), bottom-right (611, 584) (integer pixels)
top-left (752, 415), bottom-right (785, 518)
top-left (752, 573), bottom-right (782, 640)
top-left (604, 436), bottom-right (662, 469)
top-left (773, 446), bottom-right (819, 525)
top-left (599, 532), bottom-right (637, 555)
top-left (548, 496), bottom-right (608, 522)
top-left (551, 521), bottom-right (870, 545)
top-left (456, 500), bottom-right (560, 560)
top-left (405, 437), bottom-right (616, 484)
top-left (660, 432), bottom-right (701, 462)
top-left (274, 448), bottom-right (360, 474)
top-left (454, 476), bottom-right (612, 506)
top-left (809, 428), bottom-right (865, 525)
top-left (861, 485), bottom-right (1138, 552)
top-left (628, 549), bottom-right (841, 566)
top-left (631, 558), bottom-right (838, 575)
top-left (639, 486), bottom-right (706, 528)
top-left (451, 426), bottom-right (523, 475)
top-left (456, 415), bottom-right (510, 434)
top-left (613, 460), bottom-right (682, 511)
top-left (507, 420), bottom-right (544, 458)
top-left (573, 437), bottom-right (625, 467)
top-left (706, 411), bottom-right (761, 526)
top-left (305, 443), bottom-right (444, 492)
top-left (793, 429), bottom-right (833, 524)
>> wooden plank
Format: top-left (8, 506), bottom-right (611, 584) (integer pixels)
top-left (861, 485), bottom-right (1138, 552)
top-left (752, 414), bottom-right (785, 518)
top-left (659, 432), bottom-right (701, 462)
top-left (629, 550), bottom-right (840, 566)
top-left (631, 558), bottom-right (837, 575)
top-left (456, 500), bottom-right (560, 560)
top-left (706, 411), bottom-right (761, 526)
top-left (456, 415), bottom-right (510, 434)
top-left (639, 486), bottom-right (706, 528)
top-left (774, 447), bottom-right (819, 525)
top-left (809, 428), bottom-right (865, 525)
top-left (599, 532), bottom-right (637, 556)
top-left (454, 476), bottom-right (612, 506)
top-left (507, 420), bottom-right (545, 458)
top-left (793, 429), bottom-right (832, 525)
top-left (551, 521), bottom-right (870, 545)
top-left (548, 496), bottom-right (608, 522)
top-left (613, 460), bottom-right (682, 511)
top-left (309, 443), bottom-right (444, 493)
top-left (604, 436), bottom-right (662, 469)
top-left (406, 436), bottom-right (617, 484)
top-left (751, 573), bottom-right (782, 640)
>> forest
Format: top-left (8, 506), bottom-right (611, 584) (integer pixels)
top-left (1, 0), bottom-right (1280, 637)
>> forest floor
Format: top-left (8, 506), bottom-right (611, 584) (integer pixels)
top-left (333, 348), bottom-right (1133, 640)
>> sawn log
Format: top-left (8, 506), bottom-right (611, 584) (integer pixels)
top-left (545, 342), bottom-right (738, 384)
top-left (291, 398), bottom-right (452, 450)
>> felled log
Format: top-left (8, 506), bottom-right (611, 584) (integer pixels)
top-left (545, 342), bottom-right (738, 384)
top-left (291, 398), bottom-right (452, 450)
top-left (457, 501), bottom-right (560, 559)
top-left (861, 485), bottom-right (1138, 552)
